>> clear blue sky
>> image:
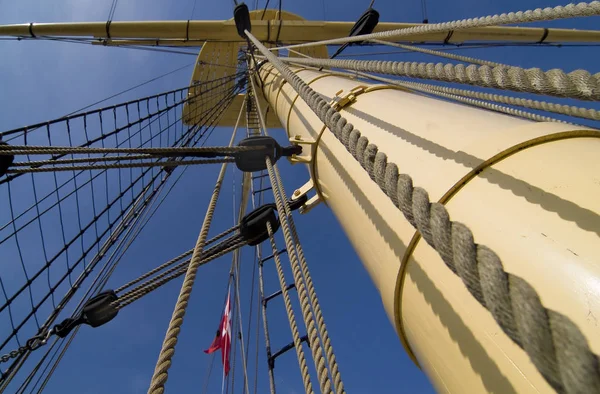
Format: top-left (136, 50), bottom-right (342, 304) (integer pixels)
top-left (0, 0), bottom-right (598, 393)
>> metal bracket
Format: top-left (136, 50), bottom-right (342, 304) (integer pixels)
top-left (285, 86), bottom-right (369, 215)
top-left (291, 178), bottom-right (321, 214)
top-left (287, 134), bottom-right (315, 164)
top-left (330, 85), bottom-right (367, 110)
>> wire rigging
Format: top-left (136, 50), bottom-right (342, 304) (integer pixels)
top-left (0, 71), bottom-right (244, 389)
top-left (64, 63), bottom-right (194, 117)
top-left (420, 0), bottom-right (428, 23)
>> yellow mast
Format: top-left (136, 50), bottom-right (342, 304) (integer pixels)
top-left (2, 19), bottom-right (600, 44)
top-left (2, 9), bottom-right (600, 393)
top-left (253, 59), bottom-right (600, 392)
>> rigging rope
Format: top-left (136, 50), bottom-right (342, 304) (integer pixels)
top-left (5, 158), bottom-right (235, 174)
top-left (272, 1), bottom-right (600, 51)
top-left (286, 61), bottom-right (574, 123)
top-left (332, 42), bottom-right (600, 58)
top-left (265, 156), bottom-right (335, 394)
top-left (322, 65), bottom-right (600, 122)
top-left (147, 96), bottom-right (244, 394)
top-left (369, 39), bottom-right (505, 67)
top-left (272, 160), bottom-right (346, 394)
top-left (115, 227), bottom-right (239, 293)
top-left (276, 56), bottom-right (600, 101)
top-left (63, 63), bottom-right (194, 117)
top-left (265, 222), bottom-right (315, 394)
top-left (393, 79), bottom-right (600, 122)
top-left (0, 74), bottom-right (242, 388)
top-left (116, 242), bottom-right (246, 309)
top-left (337, 69), bottom-right (567, 123)
top-left (1, 72), bottom-right (242, 139)
top-left (0, 106), bottom-right (226, 325)
top-left (0, 145), bottom-right (255, 156)
top-left (247, 31), bottom-right (600, 394)
top-left (250, 72), bottom-right (345, 394)
top-left (233, 257), bottom-right (251, 394)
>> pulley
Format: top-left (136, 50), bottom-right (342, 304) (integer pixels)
top-left (234, 2), bottom-right (252, 39)
top-left (0, 141), bottom-right (14, 177)
top-left (235, 136), bottom-right (302, 173)
top-left (330, 6), bottom-right (379, 59)
top-left (54, 290), bottom-right (119, 338)
top-left (288, 193), bottom-right (308, 211)
top-left (240, 203), bottom-right (280, 246)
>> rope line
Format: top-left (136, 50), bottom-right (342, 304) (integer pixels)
top-left (247, 31), bottom-right (600, 394)
top-left (0, 145), bottom-right (255, 156)
top-left (369, 39), bottom-right (506, 67)
top-left (265, 222), bottom-right (315, 394)
top-left (251, 69), bottom-right (345, 394)
top-left (336, 69), bottom-right (567, 123)
top-left (271, 161), bottom-right (346, 394)
top-left (266, 156), bottom-right (333, 394)
top-left (395, 79), bottom-right (600, 121)
top-left (116, 242), bottom-right (246, 309)
top-left (115, 227), bottom-right (240, 293)
top-left (5, 158), bottom-right (235, 174)
top-left (286, 60), bottom-right (572, 124)
top-left (271, 1), bottom-right (600, 51)
top-left (0, 72), bottom-right (242, 138)
top-left (0, 75), bottom-right (242, 388)
top-left (147, 95), bottom-right (244, 394)
top-left (277, 56), bottom-right (600, 101)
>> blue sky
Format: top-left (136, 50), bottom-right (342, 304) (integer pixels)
top-left (0, 0), bottom-right (598, 393)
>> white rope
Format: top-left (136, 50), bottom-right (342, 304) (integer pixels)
top-left (369, 39), bottom-right (506, 67)
top-left (147, 100), bottom-right (245, 394)
top-left (271, 1), bottom-right (600, 51)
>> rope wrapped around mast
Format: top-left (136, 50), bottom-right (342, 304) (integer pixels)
top-left (246, 30), bottom-right (600, 394)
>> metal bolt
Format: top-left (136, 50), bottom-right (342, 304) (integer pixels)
top-left (294, 189), bottom-right (301, 196)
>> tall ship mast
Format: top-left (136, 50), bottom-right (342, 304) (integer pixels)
top-left (0, 1), bottom-right (599, 393)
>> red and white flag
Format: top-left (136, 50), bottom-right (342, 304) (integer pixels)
top-left (204, 289), bottom-right (232, 376)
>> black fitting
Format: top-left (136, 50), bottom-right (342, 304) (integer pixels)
top-left (0, 141), bottom-right (14, 177)
top-left (240, 203), bottom-right (280, 246)
top-left (288, 193), bottom-right (308, 211)
top-left (280, 145), bottom-right (302, 157)
top-left (54, 290), bottom-right (119, 338)
top-left (234, 3), bottom-right (252, 39)
top-left (349, 8), bottom-right (379, 40)
top-left (330, 7), bottom-right (379, 59)
top-left (235, 136), bottom-right (302, 173)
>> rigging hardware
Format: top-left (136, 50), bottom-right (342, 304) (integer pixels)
top-left (54, 290), bottom-right (120, 338)
top-left (234, 3), bottom-right (252, 39)
top-left (235, 136), bottom-right (302, 172)
top-left (0, 141), bottom-right (14, 177)
top-left (0, 291), bottom-right (119, 364)
top-left (240, 203), bottom-right (280, 246)
top-left (330, 6), bottom-right (379, 59)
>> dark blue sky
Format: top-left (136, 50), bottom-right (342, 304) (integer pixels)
top-left (0, 0), bottom-right (598, 393)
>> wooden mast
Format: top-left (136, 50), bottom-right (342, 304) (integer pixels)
top-left (254, 61), bottom-right (600, 393)
top-left (2, 9), bottom-right (599, 393)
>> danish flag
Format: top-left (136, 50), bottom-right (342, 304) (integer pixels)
top-left (204, 289), bottom-right (232, 376)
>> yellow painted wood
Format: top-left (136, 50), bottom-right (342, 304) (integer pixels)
top-left (183, 10), bottom-right (326, 127)
top-left (2, 18), bottom-right (600, 44)
top-left (258, 64), bottom-right (600, 393)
